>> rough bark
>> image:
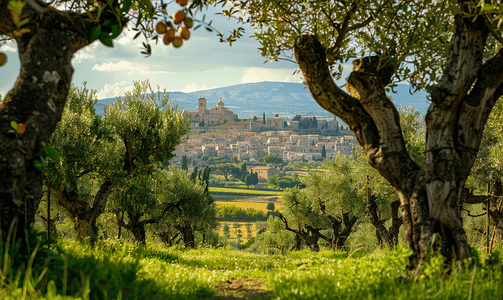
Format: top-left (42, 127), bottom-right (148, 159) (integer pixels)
top-left (0, 0), bottom-right (126, 247)
top-left (294, 11), bottom-right (503, 267)
top-left (55, 179), bottom-right (114, 243)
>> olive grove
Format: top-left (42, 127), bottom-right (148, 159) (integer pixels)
top-left (216, 0), bottom-right (503, 267)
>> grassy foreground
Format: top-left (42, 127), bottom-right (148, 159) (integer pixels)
top-left (1, 238), bottom-right (503, 300)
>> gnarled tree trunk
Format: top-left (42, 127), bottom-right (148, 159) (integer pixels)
top-left (278, 214), bottom-right (321, 251)
top-left (294, 12), bottom-right (502, 267)
top-left (0, 4), bottom-right (90, 246)
top-left (175, 221), bottom-right (196, 248)
top-left (116, 211), bottom-right (156, 244)
top-left (55, 179), bottom-right (114, 243)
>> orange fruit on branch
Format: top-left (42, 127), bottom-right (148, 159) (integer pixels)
top-left (17, 123), bottom-right (26, 134)
top-left (163, 33), bottom-right (172, 45)
top-left (178, 0), bottom-right (188, 7)
top-left (166, 28), bottom-right (176, 40)
top-left (178, 26), bottom-right (190, 40)
top-left (0, 52), bottom-right (7, 67)
top-left (155, 22), bottom-right (167, 34)
top-left (173, 10), bottom-right (186, 25)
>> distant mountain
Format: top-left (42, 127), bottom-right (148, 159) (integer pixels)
top-left (95, 81), bottom-right (430, 119)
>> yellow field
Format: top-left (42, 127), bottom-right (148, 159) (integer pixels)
top-left (215, 200), bottom-right (282, 213)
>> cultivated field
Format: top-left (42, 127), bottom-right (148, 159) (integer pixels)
top-left (216, 221), bottom-right (266, 241)
top-left (215, 200), bottom-right (282, 213)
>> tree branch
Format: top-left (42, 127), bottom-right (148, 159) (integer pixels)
top-left (294, 34), bottom-right (418, 190)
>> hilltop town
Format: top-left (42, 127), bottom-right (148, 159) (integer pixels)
top-left (171, 96), bottom-right (360, 166)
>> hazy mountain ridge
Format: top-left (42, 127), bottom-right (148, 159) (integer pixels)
top-left (96, 81), bottom-right (429, 119)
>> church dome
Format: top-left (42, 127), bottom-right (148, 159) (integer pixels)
top-left (217, 97), bottom-right (224, 108)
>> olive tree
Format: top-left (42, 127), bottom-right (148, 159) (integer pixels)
top-left (48, 81), bottom-right (189, 242)
top-left (46, 84), bottom-right (122, 241)
top-left (157, 166), bottom-right (217, 248)
top-left (219, 0), bottom-right (503, 267)
top-left (280, 155), bottom-right (365, 251)
top-left (0, 0), bottom-right (220, 246)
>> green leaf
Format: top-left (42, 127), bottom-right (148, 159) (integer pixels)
top-left (7, 0), bottom-right (26, 16)
top-left (103, 18), bottom-right (116, 27)
top-left (17, 18), bottom-right (29, 27)
top-left (140, 0), bottom-right (155, 18)
top-left (110, 24), bottom-right (122, 39)
top-left (99, 35), bottom-right (114, 47)
top-left (122, 0), bottom-right (132, 13)
top-left (10, 120), bottom-right (18, 131)
top-left (89, 25), bottom-right (101, 42)
top-left (44, 147), bottom-right (60, 163)
top-left (34, 159), bottom-right (44, 172)
top-left (481, 4), bottom-right (496, 12)
top-left (99, 31), bottom-right (113, 47)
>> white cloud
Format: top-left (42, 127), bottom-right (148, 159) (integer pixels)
top-left (0, 41), bottom-right (17, 53)
top-left (92, 60), bottom-right (175, 75)
top-left (240, 67), bottom-right (303, 84)
top-left (180, 83), bottom-right (217, 93)
top-left (72, 42), bottom-right (100, 64)
top-left (96, 81), bottom-right (134, 99)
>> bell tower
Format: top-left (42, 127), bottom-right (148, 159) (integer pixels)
top-left (198, 97), bottom-right (206, 113)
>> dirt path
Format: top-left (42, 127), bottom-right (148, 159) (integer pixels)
top-left (212, 278), bottom-right (270, 300)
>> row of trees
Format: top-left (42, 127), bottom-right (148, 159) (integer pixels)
top-left (216, 205), bottom-right (268, 222)
top-left (249, 102), bottom-right (503, 256)
top-left (41, 81), bottom-right (217, 247)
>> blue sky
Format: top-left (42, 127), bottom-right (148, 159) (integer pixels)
top-left (1, 5), bottom-right (342, 100)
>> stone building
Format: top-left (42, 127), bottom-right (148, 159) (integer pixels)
top-left (186, 97), bottom-right (238, 126)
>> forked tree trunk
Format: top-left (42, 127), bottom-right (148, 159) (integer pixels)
top-left (55, 179), bottom-right (114, 243)
top-left (116, 211), bottom-right (157, 245)
top-left (175, 221), bottom-right (195, 248)
top-left (366, 188), bottom-right (402, 250)
top-left (294, 13), bottom-right (503, 267)
top-left (278, 214), bottom-right (321, 251)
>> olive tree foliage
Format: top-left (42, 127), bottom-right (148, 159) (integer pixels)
top-left (0, 0), bottom-right (225, 246)
top-left (155, 166), bottom-right (217, 248)
top-left (46, 84), bottom-right (122, 241)
top-left (246, 217), bottom-right (296, 255)
top-left (47, 81), bottom-right (190, 242)
top-left (279, 155), bottom-right (366, 251)
top-left (217, 0), bottom-right (503, 266)
top-left (464, 99), bottom-right (503, 241)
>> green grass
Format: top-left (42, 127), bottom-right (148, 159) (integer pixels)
top-left (2, 238), bottom-right (503, 299)
top-left (209, 187), bottom-right (283, 196)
